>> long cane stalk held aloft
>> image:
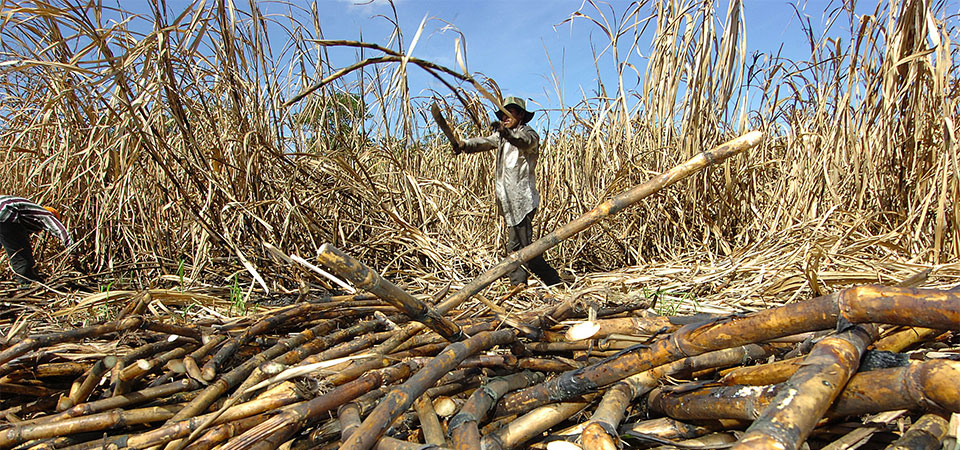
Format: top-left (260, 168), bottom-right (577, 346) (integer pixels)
top-left (436, 130), bottom-right (763, 314)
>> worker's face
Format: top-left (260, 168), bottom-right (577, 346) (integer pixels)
top-left (503, 106), bottom-right (522, 128)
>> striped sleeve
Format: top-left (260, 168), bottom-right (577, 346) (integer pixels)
top-left (34, 212), bottom-right (73, 247)
top-left (0, 196), bottom-right (73, 247)
top-left (0, 196), bottom-right (23, 222)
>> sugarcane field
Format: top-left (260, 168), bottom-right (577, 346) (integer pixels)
top-left (2, 0), bottom-right (960, 449)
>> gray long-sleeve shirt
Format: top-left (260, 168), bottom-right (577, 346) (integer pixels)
top-left (460, 124), bottom-right (540, 227)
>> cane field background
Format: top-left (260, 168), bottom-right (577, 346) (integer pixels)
top-left (1, 0), bottom-right (959, 315)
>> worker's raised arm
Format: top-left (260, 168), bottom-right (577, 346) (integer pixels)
top-left (457, 134), bottom-right (499, 154)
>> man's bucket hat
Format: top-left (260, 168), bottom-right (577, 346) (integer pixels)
top-left (495, 96), bottom-right (535, 124)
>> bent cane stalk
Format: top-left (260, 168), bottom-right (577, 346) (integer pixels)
top-left (436, 130), bottom-right (763, 314)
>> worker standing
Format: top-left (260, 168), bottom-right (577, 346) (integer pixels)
top-left (454, 96), bottom-right (563, 288)
top-left (0, 196), bottom-right (72, 285)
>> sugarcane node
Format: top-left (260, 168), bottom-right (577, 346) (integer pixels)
top-left (447, 410), bottom-right (478, 430)
top-left (592, 420), bottom-right (619, 439)
top-left (906, 360), bottom-right (954, 413)
top-left (669, 322), bottom-right (701, 357)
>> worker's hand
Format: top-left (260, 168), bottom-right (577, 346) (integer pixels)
top-left (451, 141), bottom-right (463, 155)
top-left (490, 120), bottom-right (505, 135)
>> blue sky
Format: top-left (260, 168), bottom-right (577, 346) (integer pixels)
top-left (100, 0), bottom-right (957, 128)
top-left (248, 0), bottom-right (942, 126)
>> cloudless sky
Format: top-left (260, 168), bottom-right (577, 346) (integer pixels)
top-left (243, 0), bottom-right (956, 128)
top-left (288, 0), bottom-right (813, 105)
top-left (115, 0), bottom-right (957, 128)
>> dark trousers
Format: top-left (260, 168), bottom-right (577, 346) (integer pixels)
top-left (0, 222), bottom-right (39, 284)
top-left (506, 211), bottom-right (562, 286)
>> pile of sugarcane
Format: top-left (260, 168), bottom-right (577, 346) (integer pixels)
top-left (1, 276), bottom-right (959, 450)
